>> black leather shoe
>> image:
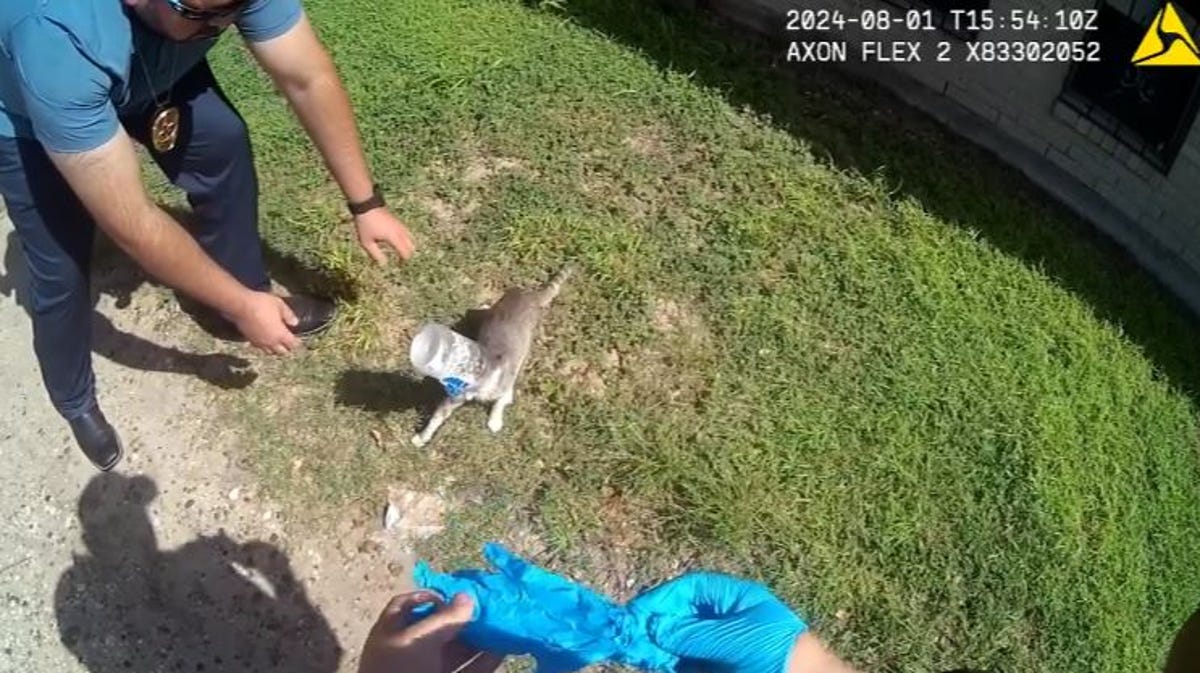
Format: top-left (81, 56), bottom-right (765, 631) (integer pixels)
top-left (68, 407), bottom-right (123, 471)
top-left (283, 294), bottom-right (337, 337)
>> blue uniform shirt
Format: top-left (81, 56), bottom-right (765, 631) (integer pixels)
top-left (0, 0), bottom-right (302, 154)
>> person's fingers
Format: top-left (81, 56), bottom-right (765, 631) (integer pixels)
top-left (481, 543), bottom-right (569, 590)
top-left (482, 542), bottom-right (541, 579)
top-left (378, 591), bottom-right (443, 622)
top-left (363, 238), bottom-right (387, 265)
top-left (627, 572), bottom-right (707, 613)
top-left (628, 571), bottom-right (764, 617)
top-left (389, 229), bottom-right (414, 259)
top-left (271, 329), bottom-right (301, 355)
top-left (400, 592), bottom-right (475, 643)
top-left (482, 542), bottom-right (522, 574)
top-left (643, 613), bottom-right (735, 660)
top-left (367, 591), bottom-right (445, 639)
top-left (277, 296), bottom-right (299, 327)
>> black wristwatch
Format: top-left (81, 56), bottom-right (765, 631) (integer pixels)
top-left (348, 184), bottom-right (386, 216)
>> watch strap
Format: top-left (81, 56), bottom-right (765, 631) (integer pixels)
top-left (348, 184), bottom-right (385, 216)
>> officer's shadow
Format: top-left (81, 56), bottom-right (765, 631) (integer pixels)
top-left (0, 228), bottom-right (257, 390)
top-left (56, 473), bottom-right (344, 673)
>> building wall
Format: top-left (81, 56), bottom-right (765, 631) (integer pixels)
top-left (699, 0), bottom-right (1200, 309)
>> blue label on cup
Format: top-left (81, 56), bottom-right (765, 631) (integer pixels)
top-left (441, 376), bottom-right (469, 398)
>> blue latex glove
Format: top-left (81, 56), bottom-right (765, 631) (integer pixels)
top-left (626, 572), bottom-right (808, 673)
top-left (412, 543), bottom-right (679, 673)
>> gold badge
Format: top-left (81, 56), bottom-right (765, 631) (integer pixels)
top-left (150, 105), bottom-right (180, 153)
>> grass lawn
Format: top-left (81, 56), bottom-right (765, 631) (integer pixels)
top-left (198, 0), bottom-right (1200, 671)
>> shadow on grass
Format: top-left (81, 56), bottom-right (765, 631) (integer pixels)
top-left (1165, 603), bottom-right (1200, 673)
top-left (334, 306), bottom-right (491, 425)
top-left (540, 0), bottom-right (1200, 405)
top-left (335, 370), bottom-right (443, 420)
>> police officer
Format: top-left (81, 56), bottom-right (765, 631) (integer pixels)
top-left (0, 0), bottom-right (415, 471)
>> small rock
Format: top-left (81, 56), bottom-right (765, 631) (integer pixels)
top-left (387, 562), bottom-right (405, 577)
top-left (227, 487), bottom-right (241, 501)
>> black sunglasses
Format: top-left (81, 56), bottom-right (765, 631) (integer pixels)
top-left (161, 0), bottom-right (245, 22)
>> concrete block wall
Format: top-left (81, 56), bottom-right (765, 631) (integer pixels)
top-left (696, 0), bottom-right (1200, 312)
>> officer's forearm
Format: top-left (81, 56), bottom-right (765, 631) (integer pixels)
top-left (278, 55), bottom-right (375, 205)
top-left (248, 15), bottom-right (376, 205)
top-left (48, 129), bottom-right (253, 319)
top-left (114, 204), bottom-right (253, 318)
top-left (787, 632), bottom-right (862, 673)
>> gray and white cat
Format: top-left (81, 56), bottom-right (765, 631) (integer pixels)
top-left (410, 266), bottom-right (573, 448)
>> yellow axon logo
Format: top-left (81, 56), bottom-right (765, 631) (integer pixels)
top-left (1132, 1), bottom-right (1200, 65)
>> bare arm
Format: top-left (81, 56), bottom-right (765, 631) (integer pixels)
top-left (48, 129), bottom-right (301, 353)
top-left (49, 128), bottom-right (252, 314)
top-left (246, 13), bottom-right (374, 203)
top-left (245, 15), bottom-right (416, 264)
top-left (787, 633), bottom-right (863, 673)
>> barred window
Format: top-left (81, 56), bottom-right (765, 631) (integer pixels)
top-left (1058, 0), bottom-right (1200, 173)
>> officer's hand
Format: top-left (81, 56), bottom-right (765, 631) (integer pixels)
top-left (231, 291), bottom-right (301, 355)
top-left (628, 572), bottom-right (808, 673)
top-left (354, 208), bottom-right (415, 265)
top-left (358, 591), bottom-right (502, 673)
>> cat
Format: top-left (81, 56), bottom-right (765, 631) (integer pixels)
top-left (410, 265), bottom-right (573, 448)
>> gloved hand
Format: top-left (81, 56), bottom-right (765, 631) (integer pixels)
top-left (627, 572), bottom-right (808, 673)
top-left (412, 543), bottom-right (680, 673)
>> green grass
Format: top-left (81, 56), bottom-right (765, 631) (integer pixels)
top-left (199, 1), bottom-right (1200, 672)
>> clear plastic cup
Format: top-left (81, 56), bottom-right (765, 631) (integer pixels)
top-left (409, 322), bottom-right (486, 397)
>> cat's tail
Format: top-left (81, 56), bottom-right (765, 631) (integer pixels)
top-left (537, 264), bottom-right (575, 308)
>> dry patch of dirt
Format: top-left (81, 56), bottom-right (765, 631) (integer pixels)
top-left (463, 155), bottom-right (524, 184)
top-left (558, 358), bottom-right (608, 399)
top-left (622, 125), bottom-right (670, 159)
top-left (418, 195), bottom-right (480, 237)
top-left (651, 296), bottom-right (711, 343)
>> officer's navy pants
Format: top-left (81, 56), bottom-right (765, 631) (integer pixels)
top-left (0, 61), bottom-right (270, 420)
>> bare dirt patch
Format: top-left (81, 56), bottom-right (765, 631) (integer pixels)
top-left (651, 296), bottom-right (710, 341)
top-left (463, 156), bottom-right (524, 184)
top-left (418, 195), bottom-right (480, 237)
top-left (558, 358), bottom-right (608, 399)
top-left (622, 125), bottom-right (670, 159)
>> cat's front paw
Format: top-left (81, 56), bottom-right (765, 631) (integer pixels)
top-left (487, 416), bottom-right (504, 434)
top-left (410, 434), bottom-right (429, 448)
